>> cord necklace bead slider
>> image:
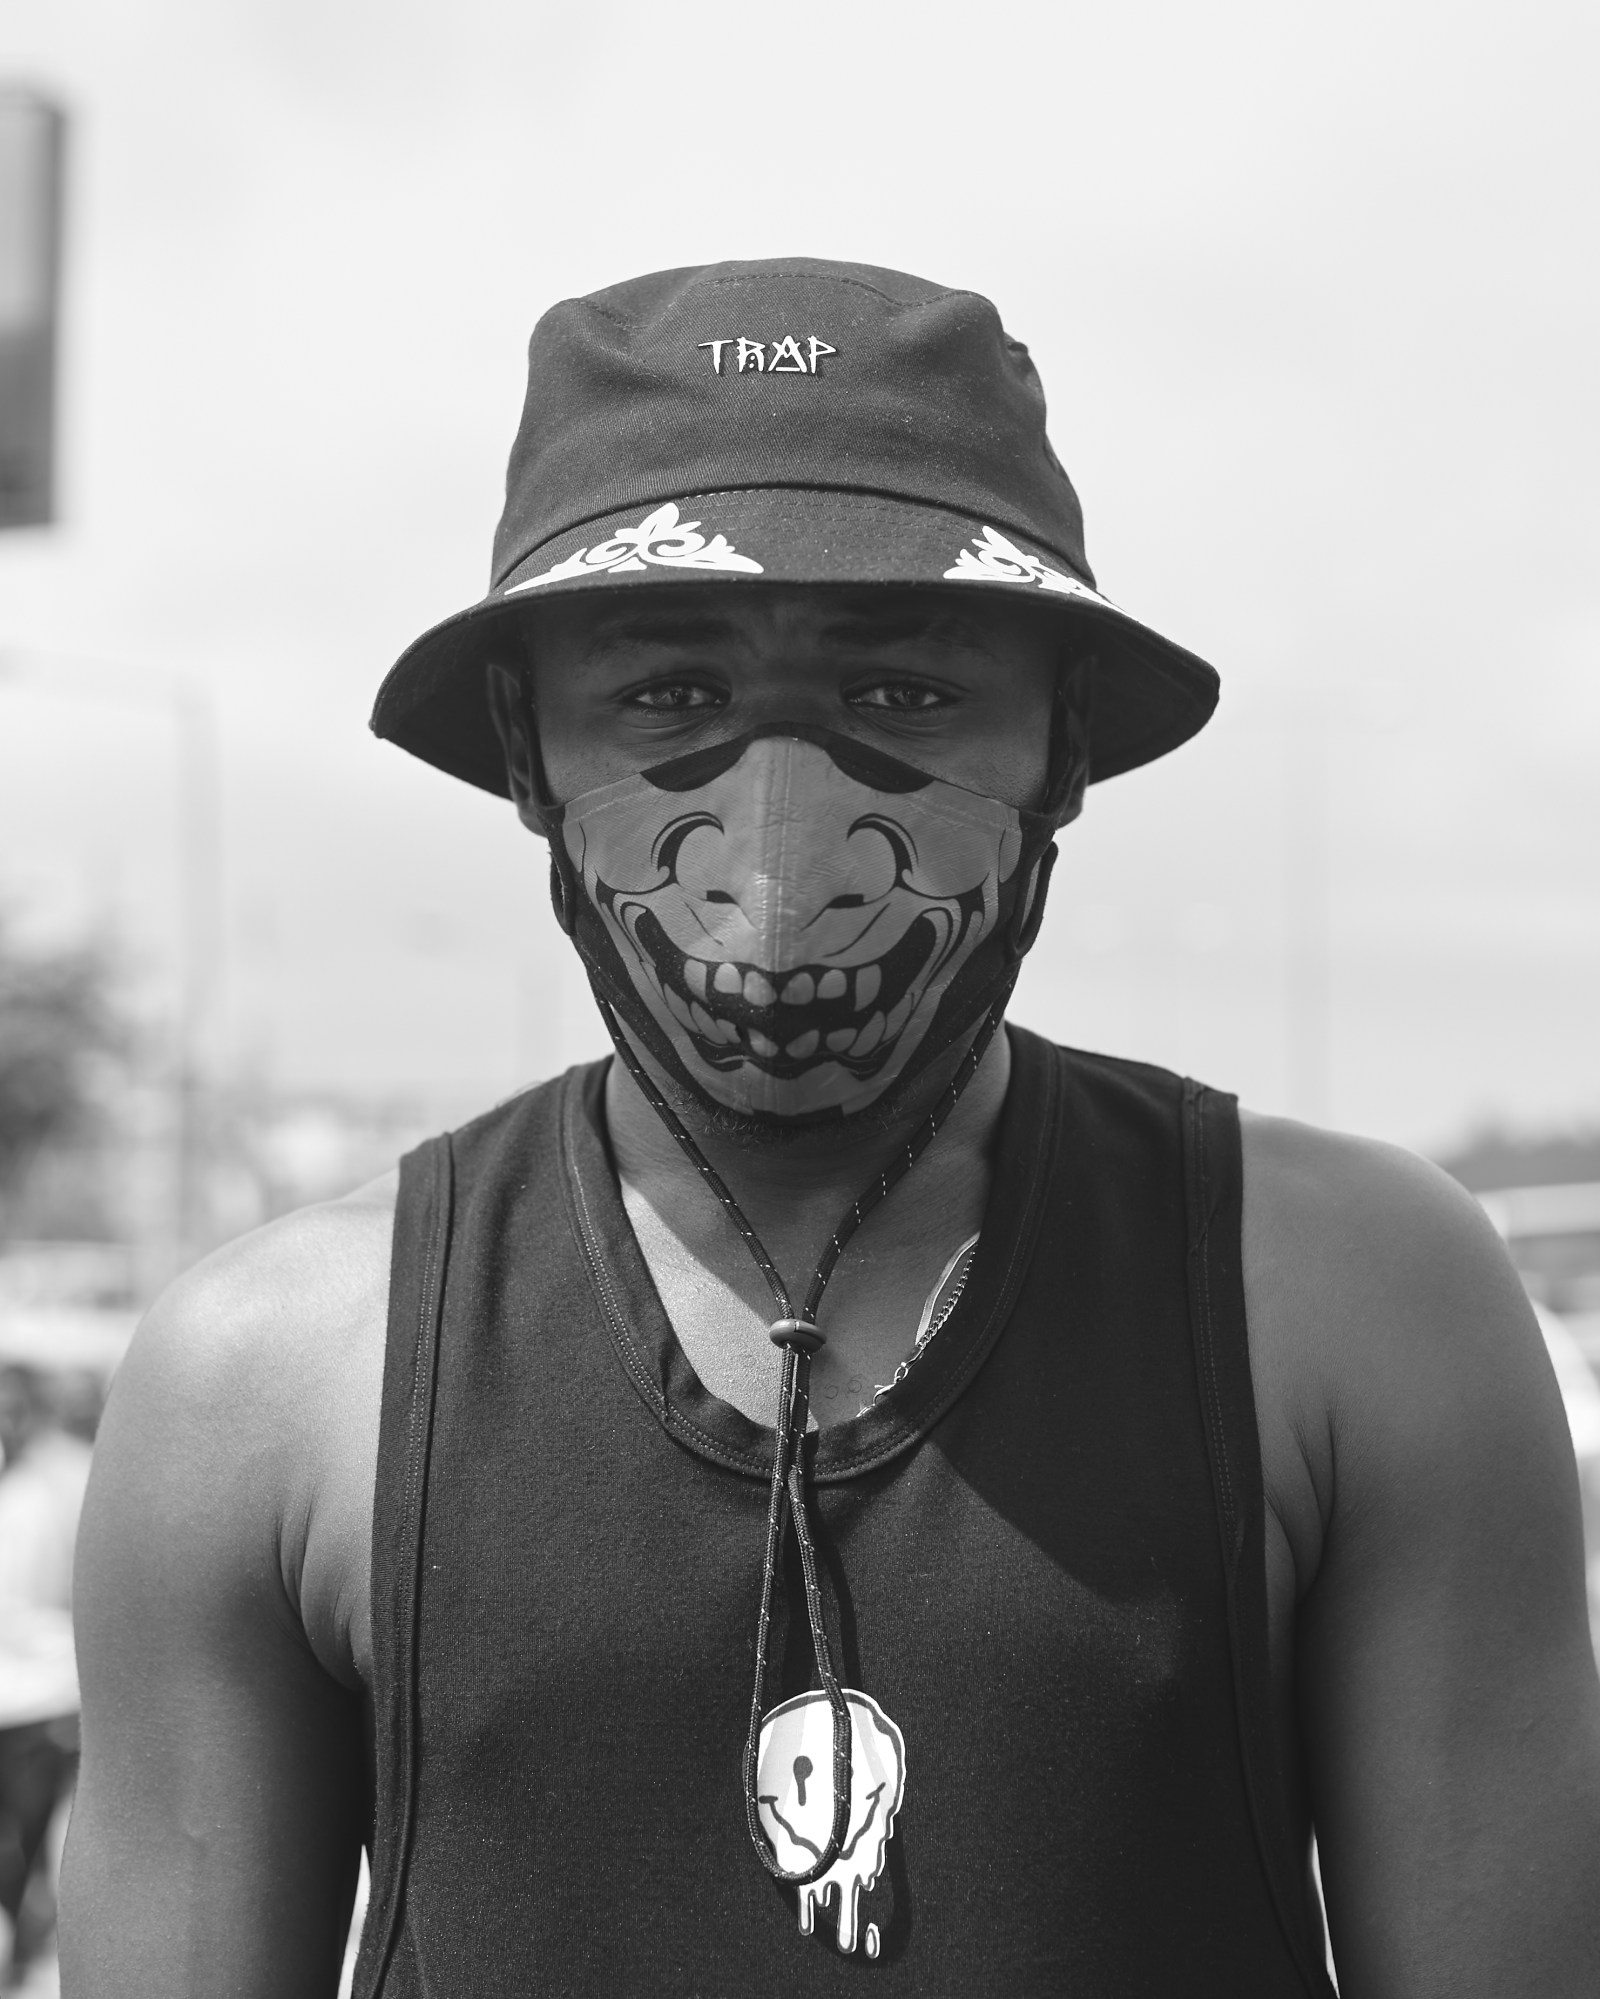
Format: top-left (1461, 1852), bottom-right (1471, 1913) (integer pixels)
top-left (768, 1318), bottom-right (826, 1355)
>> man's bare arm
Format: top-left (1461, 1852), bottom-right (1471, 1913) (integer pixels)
top-left (1248, 1119), bottom-right (1600, 1997)
top-left (59, 1190), bottom-right (390, 1998)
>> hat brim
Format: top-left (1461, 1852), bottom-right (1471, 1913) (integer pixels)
top-left (370, 489), bottom-right (1219, 793)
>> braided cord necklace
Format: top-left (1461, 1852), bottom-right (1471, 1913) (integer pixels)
top-left (595, 986), bottom-right (1011, 1885)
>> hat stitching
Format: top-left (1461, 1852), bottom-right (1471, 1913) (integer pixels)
top-left (556, 272), bottom-right (977, 332)
top-left (699, 270), bottom-right (990, 314)
top-left (556, 296), bottom-right (639, 335)
top-left (492, 486), bottom-right (1085, 593)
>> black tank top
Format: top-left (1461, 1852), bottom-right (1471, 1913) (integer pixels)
top-left (354, 1029), bottom-right (1335, 1997)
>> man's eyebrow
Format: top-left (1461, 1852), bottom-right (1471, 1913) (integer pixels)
top-left (560, 603), bottom-right (1005, 661)
top-left (575, 614), bottom-right (743, 659)
top-left (815, 611), bottom-right (998, 654)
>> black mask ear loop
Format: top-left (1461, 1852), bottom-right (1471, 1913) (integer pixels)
top-left (508, 659), bottom-right (581, 940)
top-left (1044, 652), bottom-right (1094, 823)
top-left (1009, 843), bottom-right (1058, 958)
top-left (1006, 653), bottom-right (1093, 960)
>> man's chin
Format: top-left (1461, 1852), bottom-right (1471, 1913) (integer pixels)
top-left (643, 1027), bottom-right (983, 1155)
top-left (688, 1083), bottom-right (916, 1152)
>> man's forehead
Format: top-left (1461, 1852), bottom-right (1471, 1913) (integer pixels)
top-left (527, 585), bottom-right (1045, 665)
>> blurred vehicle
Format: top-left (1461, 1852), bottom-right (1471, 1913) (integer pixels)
top-left (1443, 1143), bottom-right (1600, 1656)
top-left (0, 1248), bottom-right (119, 1993)
top-left (0, 1364), bottom-right (93, 1991)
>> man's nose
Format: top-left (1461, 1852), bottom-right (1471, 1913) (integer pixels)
top-left (684, 839), bottom-right (880, 927)
top-left (668, 739), bottom-right (900, 955)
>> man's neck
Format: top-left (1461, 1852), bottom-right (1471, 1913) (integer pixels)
top-left (602, 1025), bottom-right (1014, 1269)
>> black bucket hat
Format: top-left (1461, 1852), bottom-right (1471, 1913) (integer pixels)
top-left (371, 258), bottom-right (1219, 792)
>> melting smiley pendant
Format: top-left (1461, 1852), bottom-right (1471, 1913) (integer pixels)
top-left (756, 1688), bottom-right (907, 1957)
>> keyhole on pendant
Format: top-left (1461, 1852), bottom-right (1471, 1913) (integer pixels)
top-left (793, 1754), bottom-right (813, 1807)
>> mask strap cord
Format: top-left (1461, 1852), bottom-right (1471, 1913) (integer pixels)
top-left (594, 986), bottom-right (1012, 1884)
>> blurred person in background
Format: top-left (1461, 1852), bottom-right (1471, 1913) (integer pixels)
top-left (61, 262), bottom-right (1600, 1997)
top-left (0, 1368), bottom-right (95, 1612)
top-left (0, 1364), bottom-right (90, 1990)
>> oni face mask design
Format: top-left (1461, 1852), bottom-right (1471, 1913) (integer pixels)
top-left (548, 726), bottom-right (1057, 1122)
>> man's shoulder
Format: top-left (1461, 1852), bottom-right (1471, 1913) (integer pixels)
top-left (75, 1173), bottom-right (400, 1702)
top-left (96, 1174), bottom-right (399, 1548)
top-left (133, 1170), bottom-right (399, 1397)
top-left (1238, 1108), bottom-right (1525, 1350)
top-left (1237, 1108), bottom-right (1562, 1576)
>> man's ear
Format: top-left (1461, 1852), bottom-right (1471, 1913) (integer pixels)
top-left (486, 661), bottom-right (546, 834)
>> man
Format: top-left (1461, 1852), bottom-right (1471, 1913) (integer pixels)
top-left (0, 1365), bottom-right (86, 1985)
top-left (60, 260), bottom-right (1600, 1995)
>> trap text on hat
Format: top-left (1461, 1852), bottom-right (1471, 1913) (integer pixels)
top-left (698, 336), bottom-right (838, 375)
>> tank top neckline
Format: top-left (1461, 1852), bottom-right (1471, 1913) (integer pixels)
top-left (556, 1022), bottom-right (1064, 1485)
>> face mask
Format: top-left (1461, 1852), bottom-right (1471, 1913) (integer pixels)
top-left (543, 725), bottom-right (1060, 1123)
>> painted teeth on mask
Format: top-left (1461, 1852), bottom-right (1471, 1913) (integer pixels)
top-left (638, 908), bottom-right (948, 1069)
top-left (670, 957), bottom-right (921, 1060)
top-left (851, 1012), bottom-right (886, 1056)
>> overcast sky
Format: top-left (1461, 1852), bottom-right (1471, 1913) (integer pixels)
top-left (1, 0), bottom-right (1596, 1152)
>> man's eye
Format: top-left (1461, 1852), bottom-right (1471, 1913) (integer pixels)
top-left (625, 681), bottom-right (722, 711)
top-left (852, 681), bottom-right (950, 712)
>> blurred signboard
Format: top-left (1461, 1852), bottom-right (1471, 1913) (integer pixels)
top-left (0, 87), bottom-right (65, 528)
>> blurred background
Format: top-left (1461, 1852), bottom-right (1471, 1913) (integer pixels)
top-left (0, 1), bottom-right (1596, 1989)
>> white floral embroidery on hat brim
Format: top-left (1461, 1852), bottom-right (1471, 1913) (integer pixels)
top-left (944, 525), bottom-right (1116, 607)
top-left (504, 502), bottom-right (763, 593)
